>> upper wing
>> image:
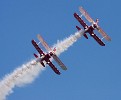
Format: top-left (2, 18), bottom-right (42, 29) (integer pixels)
top-left (48, 61), bottom-right (61, 75)
top-left (31, 40), bottom-right (45, 56)
top-left (79, 6), bottom-right (94, 23)
top-left (37, 34), bottom-right (51, 51)
top-left (52, 54), bottom-right (67, 70)
top-left (74, 13), bottom-right (88, 28)
top-left (97, 26), bottom-right (111, 41)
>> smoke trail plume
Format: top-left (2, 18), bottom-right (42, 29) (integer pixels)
top-left (0, 30), bottom-right (84, 100)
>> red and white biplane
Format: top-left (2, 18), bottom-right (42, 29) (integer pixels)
top-left (31, 34), bottom-right (67, 75)
top-left (74, 6), bottom-right (111, 46)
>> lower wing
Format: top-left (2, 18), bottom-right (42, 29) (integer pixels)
top-left (48, 61), bottom-right (61, 75)
top-left (31, 40), bottom-right (45, 56)
top-left (89, 31), bottom-right (105, 46)
top-left (74, 13), bottom-right (88, 29)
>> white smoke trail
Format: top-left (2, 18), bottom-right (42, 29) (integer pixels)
top-left (54, 30), bottom-right (84, 55)
top-left (0, 60), bottom-right (44, 100)
top-left (0, 30), bottom-right (84, 100)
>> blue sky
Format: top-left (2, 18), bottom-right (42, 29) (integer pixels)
top-left (0, 0), bottom-right (121, 100)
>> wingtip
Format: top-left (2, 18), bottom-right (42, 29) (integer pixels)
top-left (79, 6), bottom-right (83, 9)
top-left (62, 66), bottom-right (67, 70)
top-left (108, 37), bottom-right (111, 41)
top-left (106, 36), bottom-right (111, 41)
top-left (37, 34), bottom-right (40, 38)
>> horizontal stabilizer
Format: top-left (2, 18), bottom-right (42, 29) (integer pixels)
top-left (83, 34), bottom-right (88, 39)
top-left (34, 53), bottom-right (38, 58)
top-left (76, 26), bottom-right (81, 30)
top-left (76, 26), bottom-right (88, 39)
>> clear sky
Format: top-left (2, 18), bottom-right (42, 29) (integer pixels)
top-left (0, 0), bottom-right (121, 100)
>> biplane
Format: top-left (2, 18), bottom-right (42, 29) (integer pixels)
top-left (74, 6), bottom-right (111, 46)
top-left (31, 34), bottom-right (67, 75)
